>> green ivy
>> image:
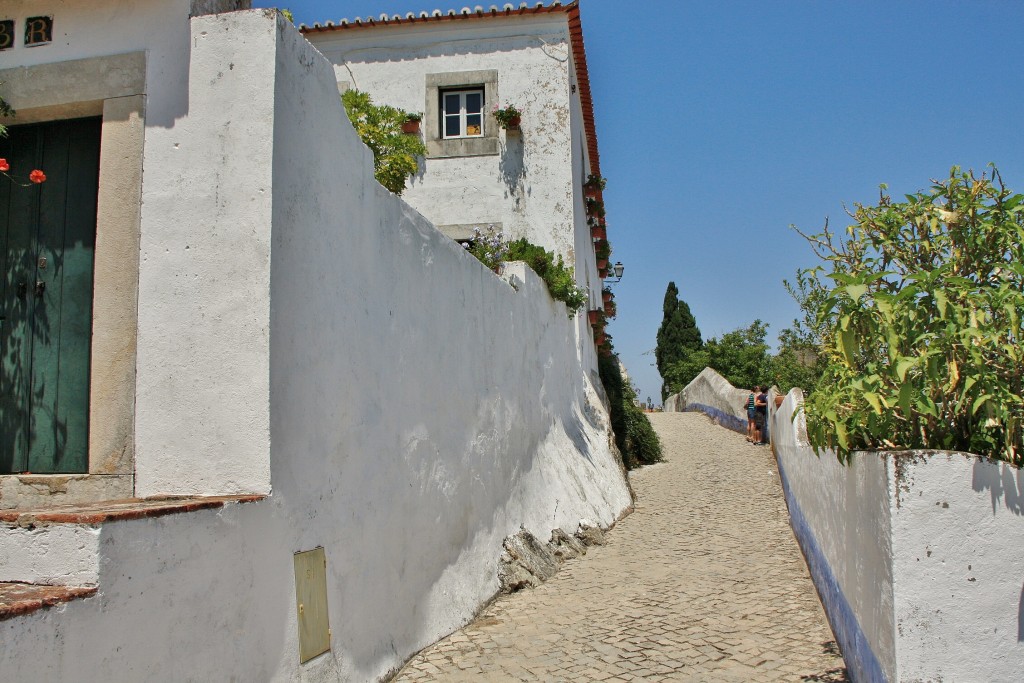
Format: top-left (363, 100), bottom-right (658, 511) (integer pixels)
top-left (341, 89), bottom-right (426, 196)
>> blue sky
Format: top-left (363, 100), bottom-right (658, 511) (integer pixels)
top-left (256, 0), bottom-right (1024, 404)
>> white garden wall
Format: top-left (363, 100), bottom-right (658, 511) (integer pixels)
top-left (773, 391), bottom-right (1024, 682)
top-left (0, 9), bottom-right (631, 682)
top-left (663, 367), bottom-right (749, 433)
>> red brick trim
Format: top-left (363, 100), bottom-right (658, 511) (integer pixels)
top-left (0, 583), bottom-right (98, 621)
top-left (0, 494), bottom-right (265, 527)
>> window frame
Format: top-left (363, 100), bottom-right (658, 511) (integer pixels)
top-left (441, 88), bottom-right (485, 140)
top-left (424, 70), bottom-right (499, 158)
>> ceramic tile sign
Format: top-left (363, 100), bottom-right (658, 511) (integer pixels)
top-left (0, 20), bottom-right (13, 50)
top-left (25, 16), bottom-right (53, 46)
top-left (0, 16), bottom-right (53, 50)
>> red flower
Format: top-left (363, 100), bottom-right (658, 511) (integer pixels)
top-left (0, 159), bottom-right (9, 172)
top-left (29, 169), bottom-right (46, 184)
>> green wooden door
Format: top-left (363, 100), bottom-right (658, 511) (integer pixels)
top-left (1, 118), bottom-right (101, 474)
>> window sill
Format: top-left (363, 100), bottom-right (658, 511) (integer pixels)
top-left (426, 136), bottom-right (499, 159)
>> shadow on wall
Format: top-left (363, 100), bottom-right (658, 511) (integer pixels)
top-left (499, 134), bottom-right (527, 204)
top-left (971, 459), bottom-right (1024, 516)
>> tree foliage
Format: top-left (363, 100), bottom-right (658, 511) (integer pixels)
top-left (662, 320), bottom-right (772, 394)
top-left (794, 166), bottom-right (1024, 464)
top-left (655, 282), bottom-right (702, 398)
top-left (341, 89), bottom-right (425, 195)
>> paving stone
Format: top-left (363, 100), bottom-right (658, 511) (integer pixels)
top-left (394, 413), bottom-right (847, 681)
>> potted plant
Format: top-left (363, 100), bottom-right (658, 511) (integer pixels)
top-left (590, 221), bottom-right (607, 240)
top-left (585, 197), bottom-right (605, 218)
top-left (584, 173), bottom-right (606, 199)
top-left (602, 287), bottom-right (613, 304)
top-left (594, 239), bottom-right (611, 270)
top-left (588, 309), bottom-right (602, 326)
top-left (492, 104), bottom-right (522, 131)
top-left (604, 299), bottom-right (617, 318)
top-left (401, 112), bottom-right (422, 134)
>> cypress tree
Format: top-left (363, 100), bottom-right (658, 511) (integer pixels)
top-left (655, 282), bottom-right (703, 398)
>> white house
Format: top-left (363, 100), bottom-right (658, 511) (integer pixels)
top-left (0, 1), bottom-right (631, 680)
top-left (301, 1), bottom-right (609, 308)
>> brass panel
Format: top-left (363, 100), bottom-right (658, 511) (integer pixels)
top-left (293, 547), bottom-right (331, 664)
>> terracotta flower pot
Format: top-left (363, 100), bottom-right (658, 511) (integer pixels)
top-left (584, 186), bottom-right (600, 199)
top-left (591, 224), bottom-right (607, 240)
top-left (401, 119), bottom-right (421, 134)
top-left (504, 115), bottom-right (521, 130)
top-left (602, 291), bottom-right (612, 303)
top-left (588, 310), bottom-right (601, 326)
top-left (597, 258), bottom-right (608, 269)
top-left (599, 267), bottom-right (609, 279)
top-left (595, 332), bottom-right (606, 346)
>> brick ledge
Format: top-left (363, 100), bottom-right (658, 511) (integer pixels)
top-left (0, 583), bottom-right (98, 621)
top-left (0, 494), bottom-right (265, 527)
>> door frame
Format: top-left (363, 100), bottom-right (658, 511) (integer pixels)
top-left (0, 52), bottom-right (145, 505)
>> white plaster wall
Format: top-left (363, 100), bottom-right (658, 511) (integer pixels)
top-left (0, 525), bottom-right (100, 586)
top-left (772, 392), bottom-right (895, 681)
top-left (678, 367), bottom-right (749, 432)
top-left (890, 452), bottom-right (1024, 681)
top-left (267, 18), bottom-right (629, 677)
top-left (0, 12), bottom-right (631, 682)
top-left (305, 17), bottom-right (583, 267)
top-left (133, 8), bottom-right (277, 496)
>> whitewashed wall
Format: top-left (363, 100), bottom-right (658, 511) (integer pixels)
top-left (304, 16), bottom-right (603, 310)
top-left (0, 10), bottom-right (631, 682)
top-left (663, 367), bottom-right (748, 433)
top-left (773, 391), bottom-right (1024, 682)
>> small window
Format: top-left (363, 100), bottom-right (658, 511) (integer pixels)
top-left (442, 88), bottom-right (484, 139)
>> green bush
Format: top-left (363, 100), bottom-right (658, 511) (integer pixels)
top-left (341, 89), bottom-right (425, 195)
top-left (794, 166), bottom-right (1024, 464)
top-left (599, 354), bottom-right (663, 469)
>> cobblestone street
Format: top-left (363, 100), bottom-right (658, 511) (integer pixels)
top-left (394, 412), bottom-right (847, 681)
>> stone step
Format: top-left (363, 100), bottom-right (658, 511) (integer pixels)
top-left (0, 495), bottom-right (263, 586)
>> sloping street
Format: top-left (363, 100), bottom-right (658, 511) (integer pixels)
top-left (395, 412), bottom-right (846, 682)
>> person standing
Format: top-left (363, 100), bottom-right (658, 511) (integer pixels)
top-left (744, 387), bottom-right (758, 443)
top-left (754, 386), bottom-right (769, 445)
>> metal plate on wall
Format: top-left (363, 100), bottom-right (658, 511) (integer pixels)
top-left (293, 547), bottom-right (331, 664)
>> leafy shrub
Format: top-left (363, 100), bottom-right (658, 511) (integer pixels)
top-left (794, 166), bottom-right (1024, 464)
top-left (599, 353), bottom-right (662, 469)
top-left (504, 238), bottom-right (587, 314)
top-left (341, 89), bottom-right (425, 195)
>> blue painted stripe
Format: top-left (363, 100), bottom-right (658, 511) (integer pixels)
top-left (775, 460), bottom-right (889, 683)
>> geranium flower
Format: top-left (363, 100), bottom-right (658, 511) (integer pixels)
top-left (29, 169), bottom-right (45, 183)
top-left (0, 158), bottom-right (9, 172)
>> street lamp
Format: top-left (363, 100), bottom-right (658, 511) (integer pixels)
top-left (605, 261), bottom-right (624, 283)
